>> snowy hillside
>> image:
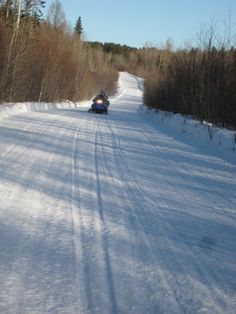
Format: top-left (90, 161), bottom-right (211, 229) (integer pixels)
top-left (0, 72), bottom-right (235, 314)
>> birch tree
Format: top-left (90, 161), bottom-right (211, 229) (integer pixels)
top-left (15, 0), bottom-right (22, 35)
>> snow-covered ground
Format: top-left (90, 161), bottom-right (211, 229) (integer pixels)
top-left (0, 72), bottom-right (235, 314)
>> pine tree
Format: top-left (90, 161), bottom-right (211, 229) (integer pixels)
top-left (74, 16), bottom-right (83, 38)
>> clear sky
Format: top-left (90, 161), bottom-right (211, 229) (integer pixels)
top-left (45, 0), bottom-right (236, 48)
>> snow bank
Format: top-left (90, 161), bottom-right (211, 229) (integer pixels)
top-left (140, 107), bottom-right (236, 161)
top-left (0, 100), bottom-right (78, 121)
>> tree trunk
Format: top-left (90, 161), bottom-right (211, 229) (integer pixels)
top-left (16, 0), bottom-right (23, 36)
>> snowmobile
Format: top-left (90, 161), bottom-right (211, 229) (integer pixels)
top-left (88, 98), bottom-right (109, 114)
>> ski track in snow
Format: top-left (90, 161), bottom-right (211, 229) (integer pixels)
top-left (0, 72), bottom-right (236, 314)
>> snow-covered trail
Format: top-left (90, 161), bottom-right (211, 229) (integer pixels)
top-left (0, 72), bottom-right (236, 314)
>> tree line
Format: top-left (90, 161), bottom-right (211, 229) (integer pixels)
top-left (100, 30), bottom-right (236, 130)
top-left (0, 0), bottom-right (117, 102)
top-left (142, 46), bottom-right (236, 130)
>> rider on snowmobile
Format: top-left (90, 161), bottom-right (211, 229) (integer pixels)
top-left (93, 90), bottom-right (109, 106)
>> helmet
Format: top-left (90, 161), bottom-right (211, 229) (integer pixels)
top-left (100, 90), bottom-right (106, 96)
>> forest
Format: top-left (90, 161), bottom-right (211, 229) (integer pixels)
top-left (0, 0), bottom-right (235, 129)
top-left (0, 0), bottom-right (118, 102)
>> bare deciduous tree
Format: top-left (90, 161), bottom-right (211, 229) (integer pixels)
top-left (47, 0), bottom-right (66, 29)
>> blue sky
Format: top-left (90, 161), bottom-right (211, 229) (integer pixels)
top-left (45, 0), bottom-right (236, 48)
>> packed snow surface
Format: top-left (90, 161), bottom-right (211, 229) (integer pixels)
top-left (0, 72), bottom-right (235, 314)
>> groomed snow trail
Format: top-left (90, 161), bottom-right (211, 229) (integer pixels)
top-left (0, 72), bottom-right (236, 314)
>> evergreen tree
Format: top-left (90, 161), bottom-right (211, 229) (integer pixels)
top-left (74, 16), bottom-right (83, 38)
